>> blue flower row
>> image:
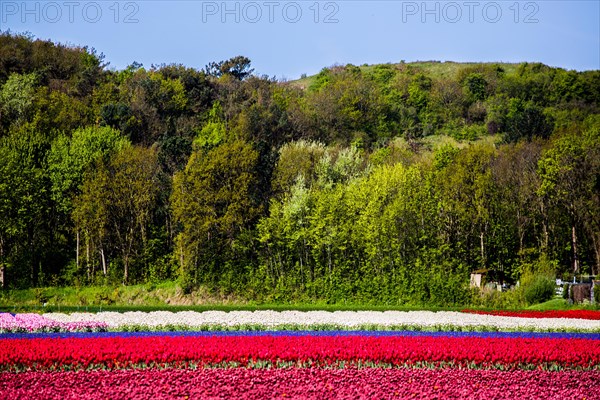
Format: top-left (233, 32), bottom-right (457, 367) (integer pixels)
top-left (2, 330), bottom-right (599, 340)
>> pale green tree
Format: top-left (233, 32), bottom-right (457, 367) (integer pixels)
top-left (73, 146), bottom-right (161, 283)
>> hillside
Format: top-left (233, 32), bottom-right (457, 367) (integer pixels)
top-left (0, 32), bottom-right (599, 307)
top-left (288, 61), bottom-right (523, 90)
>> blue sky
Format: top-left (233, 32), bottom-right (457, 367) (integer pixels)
top-left (1, 1), bottom-right (598, 79)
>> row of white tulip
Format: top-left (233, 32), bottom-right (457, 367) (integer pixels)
top-left (42, 310), bottom-right (600, 331)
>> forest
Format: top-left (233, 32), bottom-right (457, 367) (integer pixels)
top-left (0, 32), bottom-right (598, 306)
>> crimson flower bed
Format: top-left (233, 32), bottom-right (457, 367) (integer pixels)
top-left (1, 368), bottom-right (599, 400)
top-left (462, 309), bottom-right (600, 320)
top-left (1, 333), bottom-right (599, 370)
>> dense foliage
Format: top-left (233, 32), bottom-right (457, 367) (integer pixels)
top-left (0, 33), bottom-right (599, 305)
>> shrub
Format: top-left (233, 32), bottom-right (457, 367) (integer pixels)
top-left (524, 275), bottom-right (555, 305)
top-left (518, 253), bottom-right (557, 305)
top-left (470, 287), bottom-right (526, 309)
top-left (562, 283), bottom-right (570, 300)
top-left (34, 288), bottom-right (50, 305)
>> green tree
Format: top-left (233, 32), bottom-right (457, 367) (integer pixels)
top-left (109, 146), bottom-right (162, 283)
top-left (537, 127), bottom-right (600, 274)
top-left (119, 69), bottom-right (189, 145)
top-left (491, 141), bottom-right (543, 281)
top-left (306, 65), bottom-right (385, 144)
top-left (205, 56), bottom-right (254, 81)
top-left (272, 140), bottom-right (327, 195)
top-left (0, 72), bottom-right (38, 130)
top-left (436, 145), bottom-right (496, 272)
top-left (48, 126), bottom-right (129, 276)
top-left (0, 128), bottom-right (49, 288)
top-left (28, 88), bottom-right (93, 139)
top-left (73, 146), bottom-right (161, 283)
top-left (257, 176), bottom-right (313, 290)
top-left (407, 73), bottom-right (432, 111)
top-left (48, 126), bottom-right (129, 214)
top-left (463, 73), bottom-right (488, 102)
top-left (172, 140), bottom-right (261, 288)
top-left (549, 70), bottom-right (585, 104)
top-left (157, 63), bottom-right (214, 114)
top-left (146, 72), bottom-right (188, 118)
top-left (193, 102), bottom-right (226, 151)
top-left (503, 98), bottom-right (554, 143)
top-left (72, 161), bottom-right (110, 281)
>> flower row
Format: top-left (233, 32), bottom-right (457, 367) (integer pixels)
top-left (0, 313), bottom-right (107, 333)
top-left (462, 309), bottom-right (600, 320)
top-left (42, 310), bottom-right (600, 331)
top-left (3, 330), bottom-right (600, 340)
top-left (1, 367), bottom-right (599, 399)
top-left (2, 334), bottom-right (598, 370)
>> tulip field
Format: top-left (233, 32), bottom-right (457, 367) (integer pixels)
top-left (1, 310), bottom-right (600, 399)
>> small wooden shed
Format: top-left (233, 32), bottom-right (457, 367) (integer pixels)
top-left (470, 269), bottom-right (489, 289)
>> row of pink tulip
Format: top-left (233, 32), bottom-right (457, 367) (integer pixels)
top-left (0, 313), bottom-right (107, 333)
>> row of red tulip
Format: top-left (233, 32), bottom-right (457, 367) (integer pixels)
top-left (1, 367), bottom-right (599, 399)
top-left (462, 309), bottom-right (600, 320)
top-left (2, 334), bottom-right (599, 370)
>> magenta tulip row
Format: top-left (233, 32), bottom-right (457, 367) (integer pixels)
top-left (1, 368), bottom-right (598, 399)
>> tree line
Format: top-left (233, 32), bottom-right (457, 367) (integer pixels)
top-left (0, 32), bottom-right (598, 305)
